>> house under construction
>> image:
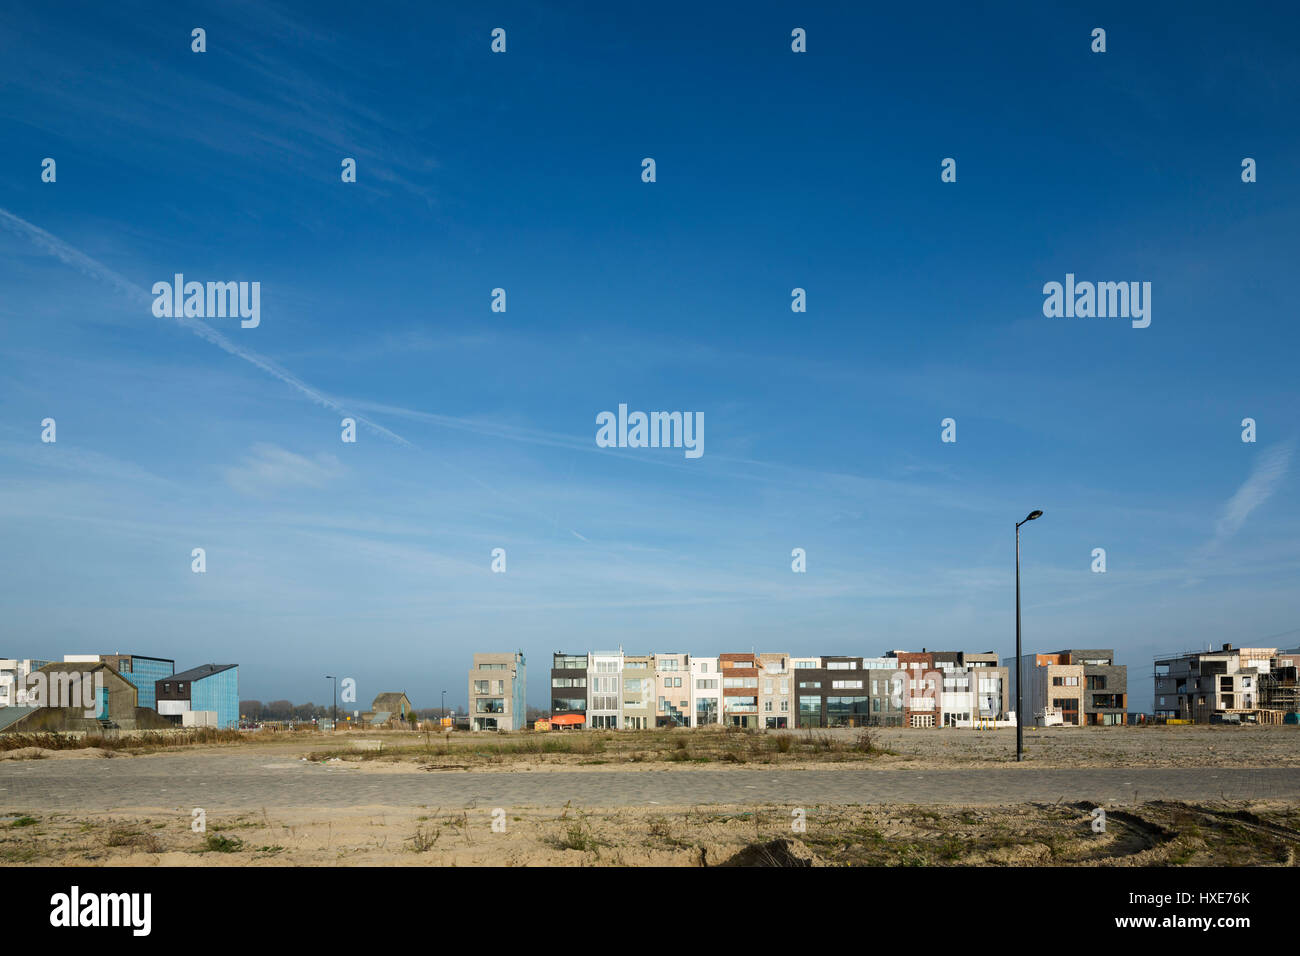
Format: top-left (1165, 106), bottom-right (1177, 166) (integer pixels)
top-left (1154, 644), bottom-right (1300, 724)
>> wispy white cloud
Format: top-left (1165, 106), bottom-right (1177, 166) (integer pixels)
top-left (225, 443), bottom-right (345, 497)
top-left (1205, 440), bottom-right (1294, 553)
top-left (0, 439), bottom-right (169, 487)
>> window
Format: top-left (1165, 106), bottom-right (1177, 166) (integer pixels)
top-left (827, 661), bottom-right (857, 670)
top-left (780, 679), bottom-right (789, 694)
top-left (798, 681), bottom-right (821, 689)
top-left (832, 680), bottom-right (863, 689)
top-left (474, 680), bottom-right (489, 694)
top-left (763, 680), bottom-right (773, 694)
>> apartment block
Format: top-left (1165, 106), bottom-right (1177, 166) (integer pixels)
top-left (0, 658), bottom-right (52, 707)
top-left (719, 652), bottom-right (760, 728)
top-left (588, 650), bottom-right (622, 729)
top-left (691, 656), bottom-right (720, 726)
top-left (468, 651), bottom-right (526, 731)
top-left (654, 652), bottom-right (691, 727)
top-left (1009, 653), bottom-right (1085, 726)
top-left (621, 654), bottom-right (654, 730)
top-left (550, 652), bottom-right (588, 726)
top-left (757, 652), bottom-right (791, 729)
top-left (1154, 644), bottom-right (1270, 723)
top-left (1052, 649), bottom-right (1127, 725)
top-left (932, 651), bottom-right (1010, 726)
top-left (792, 656), bottom-right (870, 728)
top-left (889, 650), bottom-right (938, 727)
top-left (866, 664), bottom-right (905, 727)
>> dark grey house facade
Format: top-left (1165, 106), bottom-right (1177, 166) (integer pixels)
top-left (550, 652), bottom-right (588, 722)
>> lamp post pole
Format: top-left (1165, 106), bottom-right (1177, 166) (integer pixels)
top-left (441, 689), bottom-right (446, 724)
top-left (325, 675), bottom-right (337, 732)
top-left (1015, 510), bottom-right (1043, 762)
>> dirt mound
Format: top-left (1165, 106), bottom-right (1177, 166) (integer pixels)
top-left (0, 748), bottom-right (48, 760)
top-left (0, 747), bottom-right (124, 760)
top-left (717, 837), bottom-right (823, 867)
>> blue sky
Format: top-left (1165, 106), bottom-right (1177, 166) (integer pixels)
top-left (1, 2), bottom-right (1297, 712)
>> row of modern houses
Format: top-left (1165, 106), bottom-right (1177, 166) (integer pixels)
top-left (470, 648), bottom-right (1052, 731)
top-left (0, 653), bottom-right (239, 731)
top-left (469, 644), bottom-right (1300, 731)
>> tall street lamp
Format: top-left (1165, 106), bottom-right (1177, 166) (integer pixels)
top-left (1015, 510), bottom-right (1043, 762)
top-left (325, 675), bottom-right (337, 732)
top-left (441, 689), bottom-right (446, 724)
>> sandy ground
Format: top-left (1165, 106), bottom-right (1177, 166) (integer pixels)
top-left (250, 724), bottom-right (1300, 771)
top-left (2, 799), bottom-right (1298, 867)
top-left (5, 726), bottom-right (1299, 865)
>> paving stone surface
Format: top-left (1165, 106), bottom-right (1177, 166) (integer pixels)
top-left (1, 752), bottom-right (1296, 810)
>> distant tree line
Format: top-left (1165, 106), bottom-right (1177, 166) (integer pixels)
top-left (240, 700), bottom-right (332, 721)
top-left (241, 701), bottom-right (469, 721)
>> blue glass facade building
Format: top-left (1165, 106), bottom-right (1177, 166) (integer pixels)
top-left (106, 655), bottom-right (174, 710)
top-left (158, 663), bottom-right (239, 729)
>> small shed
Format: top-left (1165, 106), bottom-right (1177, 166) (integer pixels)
top-left (364, 693), bottom-right (414, 727)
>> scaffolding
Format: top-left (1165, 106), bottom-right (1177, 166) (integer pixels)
top-left (1258, 664), bottom-right (1300, 715)
top-left (1152, 646), bottom-right (1300, 723)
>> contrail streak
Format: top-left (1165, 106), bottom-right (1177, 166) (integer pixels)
top-left (0, 206), bottom-right (412, 448)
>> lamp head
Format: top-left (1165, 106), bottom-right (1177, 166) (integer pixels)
top-left (1025, 510), bottom-right (1043, 522)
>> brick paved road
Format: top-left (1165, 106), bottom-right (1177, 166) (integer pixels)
top-left (2, 753), bottom-right (1296, 810)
